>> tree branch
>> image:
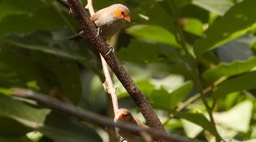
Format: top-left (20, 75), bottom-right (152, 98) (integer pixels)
top-left (64, 0), bottom-right (166, 133)
top-left (11, 88), bottom-right (192, 142)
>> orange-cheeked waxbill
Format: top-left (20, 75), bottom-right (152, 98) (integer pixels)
top-left (71, 4), bottom-right (131, 40)
top-left (114, 108), bottom-right (151, 142)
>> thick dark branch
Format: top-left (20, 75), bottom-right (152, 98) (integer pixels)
top-left (65, 0), bottom-right (166, 133)
top-left (12, 88), bottom-right (192, 142)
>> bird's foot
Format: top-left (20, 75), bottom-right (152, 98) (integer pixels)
top-left (96, 28), bottom-right (100, 37)
top-left (105, 44), bottom-right (114, 56)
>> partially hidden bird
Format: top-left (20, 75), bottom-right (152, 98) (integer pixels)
top-left (70, 4), bottom-right (131, 40)
top-left (114, 108), bottom-right (151, 142)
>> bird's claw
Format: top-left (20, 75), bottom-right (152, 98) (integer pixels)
top-left (96, 28), bottom-right (100, 37)
top-left (105, 44), bottom-right (114, 56)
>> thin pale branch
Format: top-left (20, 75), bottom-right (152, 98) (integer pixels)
top-left (85, 1), bottom-right (117, 141)
top-left (85, 0), bottom-right (118, 115)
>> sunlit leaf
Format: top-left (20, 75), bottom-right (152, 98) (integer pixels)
top-left (213, 71), bottom-right (256, 99)
top-left (203, 57), bottom-right (256, 82)
top-left (194, 0), bottom-right (256, 55)
top-left (181, 18), bottom-right (203, 36)
top-left (192, 0), bottom-right (234, 16)
top-left (149, 81), bottom-right (193, 109)
top-left (153, 105), bottom-right (215, 135)
top-left (214, 100), bottom-right (253, 132)
top-left (117, 39), bottom-right (160, 63)
top-left (182, 119), bottom-right (202, 138)
top-left (170, 81), bottom-right (193, 105)
top-left (126, 25), bottom-right (179, 47)
top-left (0, 96), bottom-right (102, 142)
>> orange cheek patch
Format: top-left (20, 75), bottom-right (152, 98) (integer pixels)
top-left (117, 113), bottom-right (126, 120)
top-left (114, 9), bottom-right (123, 19)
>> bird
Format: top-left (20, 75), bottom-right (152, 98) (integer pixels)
top-left (70, 4), bottom-right (131, 41)
top-left (114, 108), bottom-right (151, 142)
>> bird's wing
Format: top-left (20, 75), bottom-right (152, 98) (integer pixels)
top-left (90, 12), bottom-right (100, 22)
top-left (134, 117), bottom-right (148, 128)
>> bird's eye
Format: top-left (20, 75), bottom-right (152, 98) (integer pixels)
top-left (121, 11), bottom-right (125, 15)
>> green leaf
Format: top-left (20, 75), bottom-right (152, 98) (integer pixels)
top-left (170, 81), bottom-right (193, 105)
top-left (150, 87), bottom-right (173, 108)
top-left (213, 71), bottom-right (256, 99)
top-left (6, 39), bottom-right (87, 61)
top-left (0, 0), bottom-right (43, 21)
top-left (192, 0), bottom-right (234, 16)
top-left (203, 57), bottom-right (256, 82)
top-left (126, 25), bottom-right (179, 47)
top-left (214, 100), bottom-right (253, 132)
top-left (194, 0), bottom-right (256, 55)
top-left (0, 42), bottom-right (83, 103)
top-left (27, 132), bottom-right (43, 142)
top-left (182, 18), bottom-right (203, 36)
top-left (139, 2), bottom-right (176, 32)
top-left (39, 112), bottom-right (102, 142)
top-left (181, 119), bottom-right (202, 138)
top-left (172, 0), bottom-right (192, 8)
top-left (0, 5), bottom-right (68, 37)
top-left (0, 88), bottom-right (13, 96)
top-left (150, 81), bottom-right (193, 109)
top-left (26, 81), bottom-right (40, 91)
top-left (0, 136), bottom-right (32, 142)
top-left (0, 46), bottom-right (49, 90)
top-left (31, 53), bottom-right (82, 104)
top-left (244, 139), bottom-right (256, 142)
top-left (0, 96), bottom-right (102, 142)
top-left (0, 117), bottom-right (32, 136)
top-left (154, 104), bottom-right (215, 136)
top-left (174, 112), bottom-right (215, 135)
top-left (136, 80), bottom-right (155, 97)
top-left (1, 33), bottom-right (83, 103)
top-left (117, 39), bottom-right (160, 63)
top-left (0, 95), bottom-right (50, 126)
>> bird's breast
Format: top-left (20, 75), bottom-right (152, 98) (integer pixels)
top-left (96, 19), bottom-right (124, 39)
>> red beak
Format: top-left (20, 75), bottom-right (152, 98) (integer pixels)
top-left (124, 16), bottom-right (131, 23)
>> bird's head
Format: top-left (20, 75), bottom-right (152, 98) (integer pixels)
top-left (113, 4), bottom-right (131, 23)
top-left (115, 108), bottom-right (134, 123)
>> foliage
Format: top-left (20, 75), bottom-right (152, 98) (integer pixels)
top-left (0, 0), bottom-right (256, 141)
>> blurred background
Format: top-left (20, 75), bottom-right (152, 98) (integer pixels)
top-left (0, 0), bottom-right (256, 142)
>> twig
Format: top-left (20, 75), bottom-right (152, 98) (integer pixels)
top-left (85, 0), bottom-right (118, 115)
top-left (169, 1), bottom-right (221, 141)
top-left (85, 0), bottom-right (94, 14)
top-left (11, 88), bottom-right (192, 142)
top-left (176, 77), bottom-right (226, 111)
top-left (85, 1), bottom-right (117, 141)
top-left (163, 77), bottom-right (227, 125)
top-left (64, 0), bottom-right (166, 133)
